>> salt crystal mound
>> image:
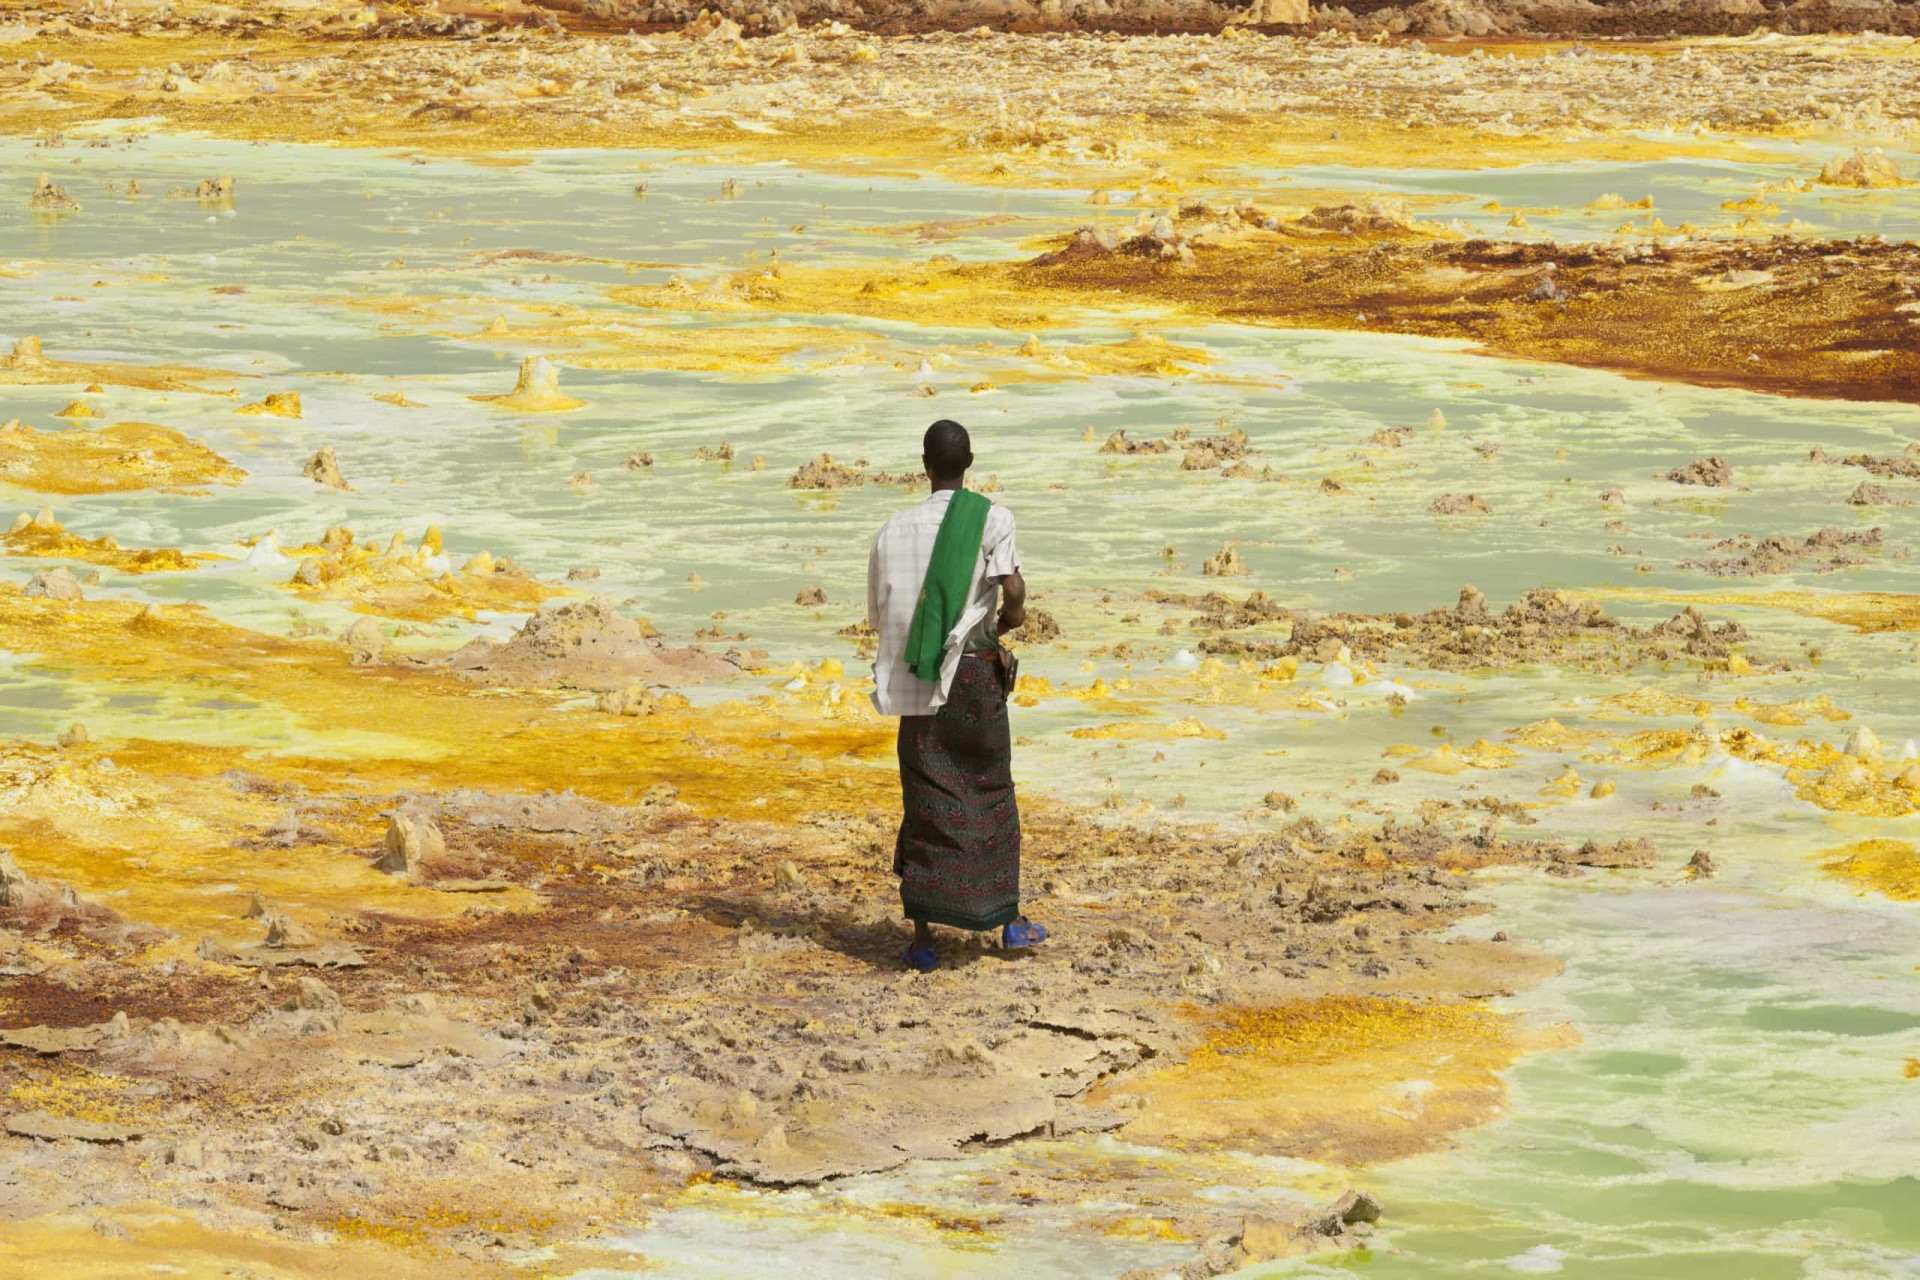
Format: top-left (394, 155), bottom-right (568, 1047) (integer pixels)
top-left (470, 355), bottom-right (585, 412)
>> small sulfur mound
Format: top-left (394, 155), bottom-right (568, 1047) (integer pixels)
top-left (1815, 148), bottom-right (1906, 190)
top-left (471, 356), bottom-right (585, 412)
top-left (237, 391), bottom-right (301, 418)
top-left (3, 335), bottom-right (44, 369)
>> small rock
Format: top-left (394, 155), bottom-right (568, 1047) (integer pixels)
top-left (340, 616), bottom-right (386, 660)
top-left (1686, 849), bottom-right (1717, 879)
top-left (301, 444), bottom-right (348, 490)
top-left (1845, 726), bottom-right (1883, 759)
top-left (23, 567), bottom-right (83, 601)
top-left (795, 585), bottom-right (828, 606)
top-left (285, 975), bottom-right (340, 1012)
top-left (262, 912), bottom-right (314, 948)
top-left (1203, 544), bottom-right (1248, 577)
top-left (1303, 1187), bottom-right (1385, 1237)
top-left (55, 722), bottom-right (88, 749)
top-left (375, 813), bottom-right (445, 877)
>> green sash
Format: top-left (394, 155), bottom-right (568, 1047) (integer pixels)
top-left (905, 489), bottom-right (991, 682)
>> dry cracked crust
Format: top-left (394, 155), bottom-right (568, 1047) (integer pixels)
top-left (1, 762), bottom-right (1646, 1265)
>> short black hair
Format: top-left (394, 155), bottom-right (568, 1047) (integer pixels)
top-left (923, 419), bottom-right (972, 480)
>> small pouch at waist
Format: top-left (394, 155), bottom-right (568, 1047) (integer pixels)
top-left (991, 642), bottom-right (1019, 701)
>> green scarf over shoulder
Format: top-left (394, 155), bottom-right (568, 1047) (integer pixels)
top-left (905, 488), bottom-right (991, 683)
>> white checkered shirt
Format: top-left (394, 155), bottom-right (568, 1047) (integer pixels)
top-left (867, 490), bottom-right (1019, 717)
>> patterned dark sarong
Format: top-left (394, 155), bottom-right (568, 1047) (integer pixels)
top-left (894, 654), bottom-right (1021, 931)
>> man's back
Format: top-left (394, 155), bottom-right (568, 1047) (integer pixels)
top-left (868, 490), bottom-right (1018, 717)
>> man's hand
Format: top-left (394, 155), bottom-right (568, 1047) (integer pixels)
top-left (996, 569), bottom-right (1027, 636)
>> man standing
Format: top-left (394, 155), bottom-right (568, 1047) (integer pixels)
top-left (867, 420), bottom-right (1047, 972)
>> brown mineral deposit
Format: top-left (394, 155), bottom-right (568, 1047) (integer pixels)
top-left (28, 174), bottom-right (79, 213)
top-left (788, 453), bottom-right (864, 489)
top-left (1203, 545), bottom-right (1249, 577)
top-left (1667, 456), bottom-right (1733, 487)
top-left (1848, 482), bottom-right (1895, 506)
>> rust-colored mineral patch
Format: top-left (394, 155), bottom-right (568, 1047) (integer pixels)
top-left (1013, 228), bottom-right (1920, 405)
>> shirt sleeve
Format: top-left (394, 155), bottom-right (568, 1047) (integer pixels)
top-left (983, 507), bottom-right (1019, 580)
top-left (867, 533), bottom-right (884, 630)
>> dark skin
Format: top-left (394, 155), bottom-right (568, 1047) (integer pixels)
top-left (913, 455), bottom-right (1026, 954)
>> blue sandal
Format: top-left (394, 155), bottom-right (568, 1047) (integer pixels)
top-left (1001, 917), bottom-right (1049, 949)
top-left (903, 942), bottom-right (938, 973)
